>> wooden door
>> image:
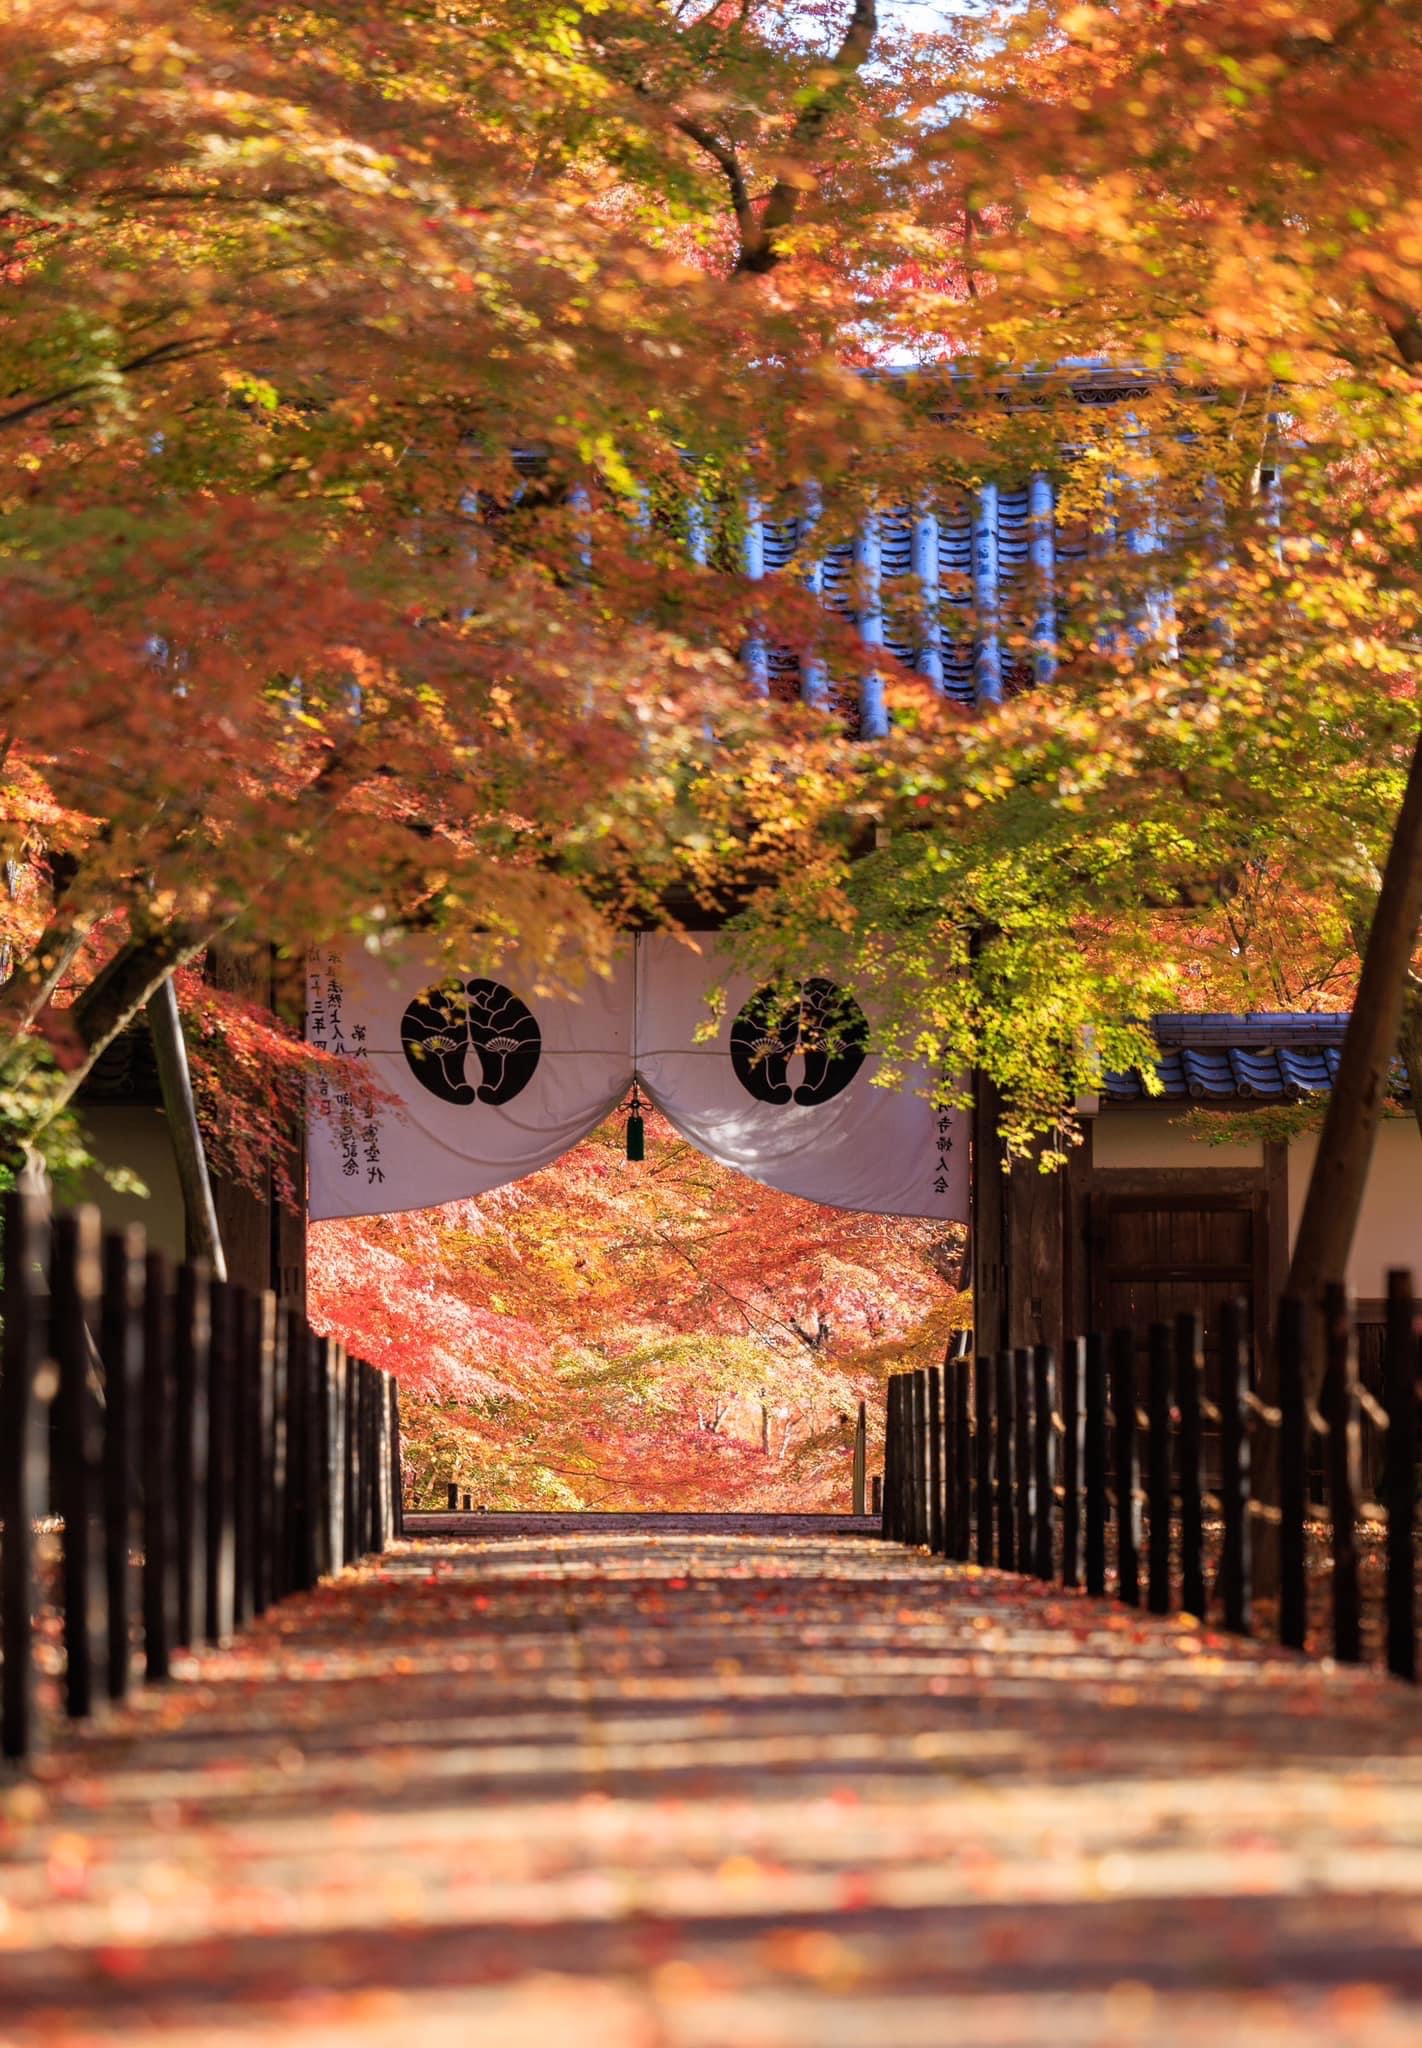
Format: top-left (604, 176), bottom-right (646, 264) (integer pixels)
top-left (1089, 1189), bottom-right (1265, 1385)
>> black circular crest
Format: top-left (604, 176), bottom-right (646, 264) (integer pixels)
top-left (400, 978), bottom-right (542, 1106)
top-left (730, 978), bottom-right (868, 1107)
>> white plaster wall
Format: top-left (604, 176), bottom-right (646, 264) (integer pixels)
top-left (1092, 1111), bottom-right (1263, 1170)
top-left (1287, 1118), bottom-right (1422, 1297)
top-left (75, 1106), bottom-right (186, 1261)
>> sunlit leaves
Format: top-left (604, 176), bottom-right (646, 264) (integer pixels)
top-left (311, 1107), bottom-right (960, 1509)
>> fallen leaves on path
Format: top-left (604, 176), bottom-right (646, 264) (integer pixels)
top-left (3, 1524), bottom-right (1422, 2046)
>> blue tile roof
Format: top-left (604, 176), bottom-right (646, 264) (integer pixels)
top-left (520, 367), bottom-right (1271, 739)
top-left (1104, 1014), bottom-right (1412, 1103)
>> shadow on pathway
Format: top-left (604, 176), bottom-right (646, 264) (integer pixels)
top-left (3, 1522), bottom-right (1421, 2046)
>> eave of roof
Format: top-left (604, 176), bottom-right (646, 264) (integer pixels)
top-left (1104, 1013), bottom-right (1412, 1105)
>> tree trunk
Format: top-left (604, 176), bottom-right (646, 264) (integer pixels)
top-left (0, 914), bottom-right (96, 1044)
top-left (1400, 973), bottom-right (1422, 1146)
top-left (147, 972), bottom-right (227, 1278)
top-left (1282, 726), bottom-right (1422, 1357)
top-left (19, 922), bottom-right (220, 1142)
top-left (1253, 727), bottom-right (1422, 1595)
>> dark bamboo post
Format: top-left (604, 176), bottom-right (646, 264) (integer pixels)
top-left (173, 1259), bottom-right (210, 1649)
top-left (205, 1280), bottom-right (237, 1642)
top-left (371, 1369), bottom-right (385, 1551)
top-left (230, 1285), bottom-right (255, 1628)
top-left (307, 1327), bottom-right (325, 1578)
top-left (951, 1354), bottom-right (971, 1559)
top-left (1219, 1296), bottom-right (1252, 1638)
top-left (388, 1380), bottom-right (404, 1538)
top-left (359, 1351), bottom-right (372, 1555)
top-left (242, 1287), bottom-right (264, 1619)
top-left (1174, 1311), bottom-right (1205, 1621)
top-left (1, 1189), bottom-right (50, 1762)
top-left (142, 1249), bottom-right (175, 1681)
top-left (375, 1370), bottom-right (393, 1552)
top-left (1146, 1323), bottom-right (1172, 1616)
top-left (102, 1225), bottom-right (144, 1702)
top-left (360, 1356), bottom-right (373, 1556)
top-left (871, 1473), bottom-right (883, 1517)
top-left (293, 1312), bottom-right (321, 1591)
top-left (1321, 1282), bottom-right (1361, 1664)
top-left (1111, 1327), bottom-right (1140, 1607)
top-left (882, 1378), bottom-right (900, 1540)
top-left (342, 1343), bottom-right (358, 1564)
top-left (54, 1206), bottom-right (103, 1720)
top-left (941, 1355), bottom-right (958, 1558)
top-left (325, 1343), bottom-right (346, 1564)
top-left (1013, 1346), bottom-right (1033, 1570)
top-left (388, 1372), bottom-right (398, 1546)
top-left (1277, 1294), bottom-right (1308, 1653)
top-left (1382, 1268), bottom-right (1417, 1682)
top-left (242, 1287), bottom-right (265, 1617)
top-left (300, 1321), bottom-right (318, 1579)
top-left (281, 1308), bottom-right (304, 1589)
top-left (881, 1384), bottom-right (893, 1531)
top-left (348, 1351), bottom-right (362, 1557)
top-left (254, 1292), bottom-right (276, 1616)
top-left (356, 1362), bottom-right (370, 1556)
top-left (995, 1350), bottom-right (1015, 1569)
top-left (1061, 1336), bottom-right (1084, 1588)
top-left (911, 1368), bottom-right (928, 1545)
top-left (1032, 1345), bottom-right (1054, 1581)
top-left (313, 1334), bottom-right (334, 1578)
top-left (364, 1365), bottom-right (374, 1555)
top-left (852, 1397), bottom-right (867, 1517)
top-left (927, 1364), bottom-right (944, 1554)
top-left (973, 1356), bottom-right (993, 1566)
top-left (270, 1301), bottom-right (290, 1600)
top-left (367, 1360), bottom-right (380, 1554)
top-left (366, 1363), bottom-right (382, 1554)
top-left (244, 1286), bottom-right (266, 1622)
top-left (898, 1371), bottom-right (911, 1541)
top-left (946, 1359), bottom-right (958, 1548)
top-left (356, 1359), bottom-right (372, 1548)
top-left (898, 1373), bottom-right (912, 1543)
top-left (1084, 1332), bottom-right (1108, 1598)
top-left (351, 1360), bottom-right (366, 1556)
top-left (351, 1358), bottom-right (363, 1557)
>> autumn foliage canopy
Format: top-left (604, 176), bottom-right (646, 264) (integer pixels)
top-left (3, 0), bottom-right (1421, 1489)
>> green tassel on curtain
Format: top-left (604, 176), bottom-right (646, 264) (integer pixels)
top-left (625, 1081), bottom-right (645, 1161)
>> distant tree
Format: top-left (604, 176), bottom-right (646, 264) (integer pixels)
top-left (725, 0), bottom-right (1422, 1296)
top-left (310, 1109), bottom-right (959, 1508)
top-left (0, 0), bottom-right (958, 1171)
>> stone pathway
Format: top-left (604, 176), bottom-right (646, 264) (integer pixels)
top-left (3, 1523), bottom-right (1422, 2045)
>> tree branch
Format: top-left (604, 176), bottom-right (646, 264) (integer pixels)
top-left (0, 332), bottom-right (229, 432)
top-left (666, 0), bottom-right (878, 277)
top-left (147, 970), bottom-right (228, 1278)
top-left (736, 0), bottom-right (877, 275)
top-left (23, 920), bottom-right (224, 1141)
top-left (1371, 287), bottom-right (1422, 371)
top-left (673, 114), bottom-right (759, 251)
top-left (0, 911), bottom-right (96, 1044)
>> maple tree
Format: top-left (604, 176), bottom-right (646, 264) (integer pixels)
top-left (722, 1), bottom-right (1422, 1226)
top-left (952, 0), bottom-right (1422, 1307)
top-left (4, 0), bottom-right (1417, 1338)
top-left (0, 0), bottom-right (958, 1176)
top-left (310, 1108), bottom-right (962, 1509)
